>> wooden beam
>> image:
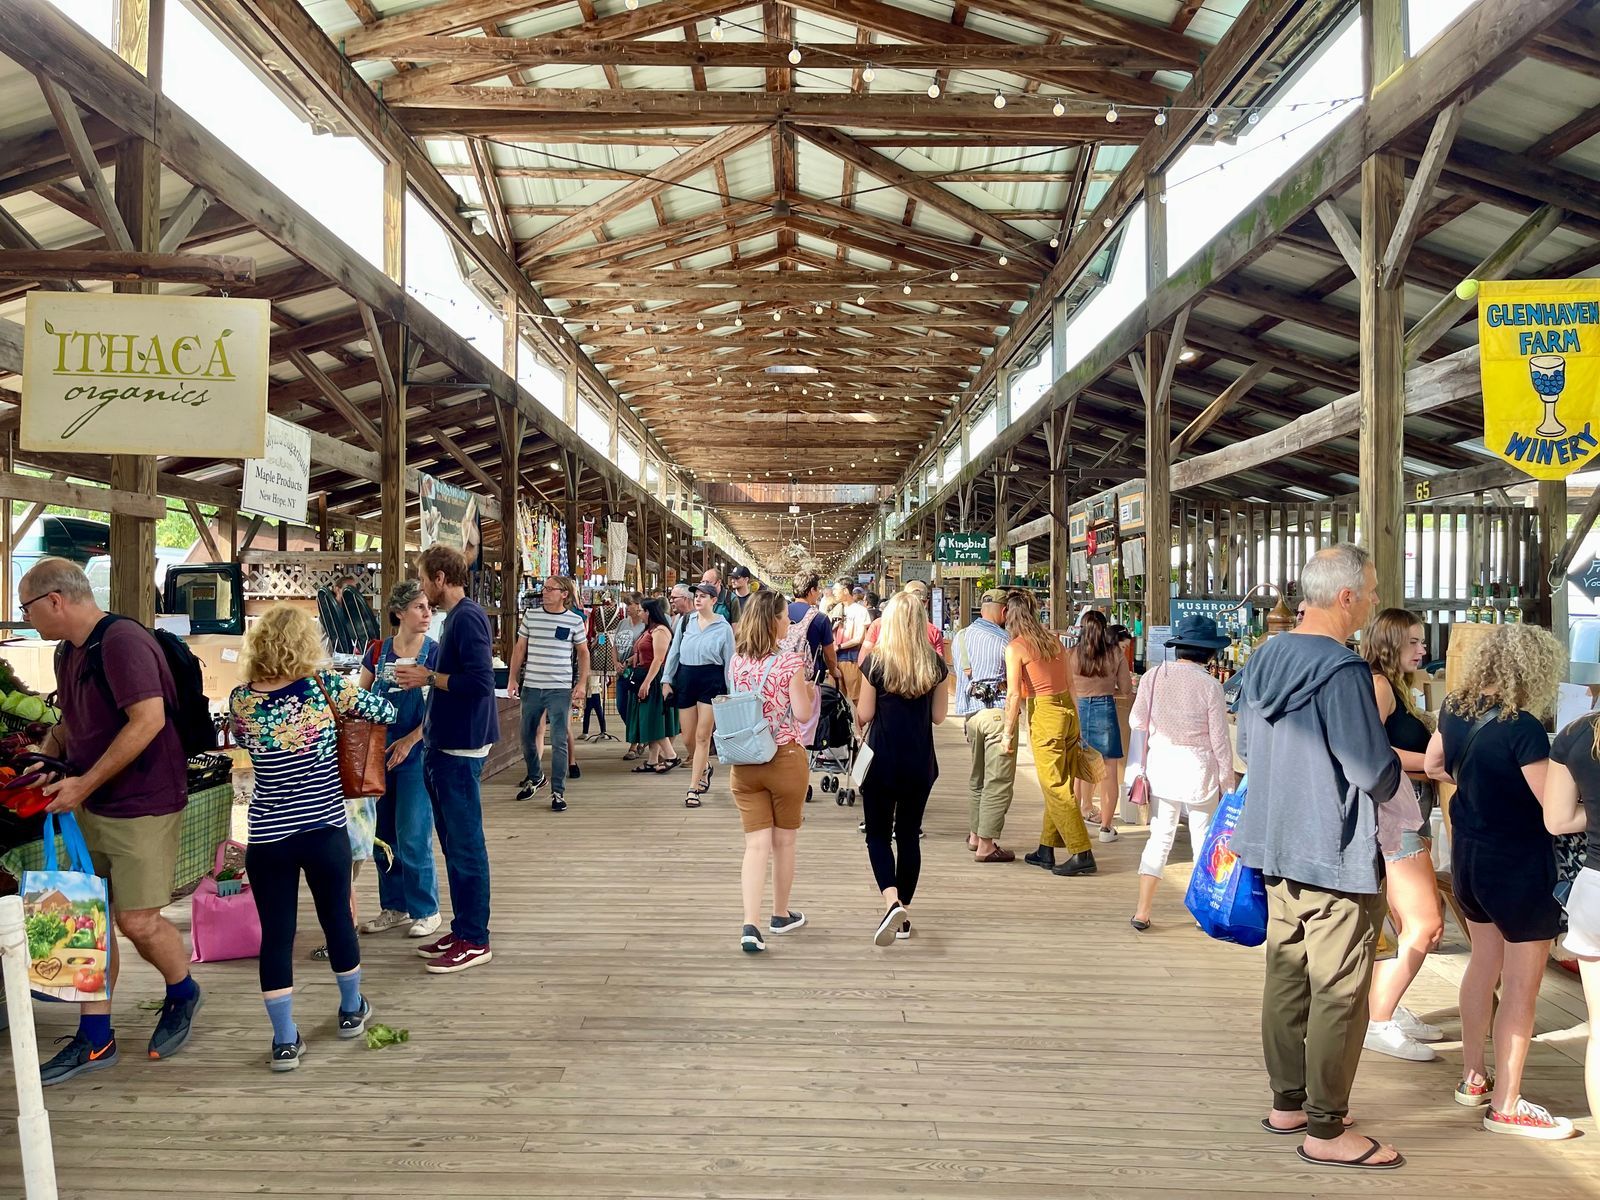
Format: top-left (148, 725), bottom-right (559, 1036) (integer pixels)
top-left (1170, 362), bottom-right (1271, 458)
top-left (156, 185), bottom-right (212, 254)
top-left (0, 249), bottom-right (253, 284)
top-left (517, 124), bottom-right (768, 261)
top-left (0, 469), bottom-right (167, 519)
top-left (431, 426), bottom-right (499, 494)
top-left (1315, 200), bottom-right (1363, 276)
top-left (1170, 347), bottom-right (1481, 492)
top-left (357, 303), bottom-right (399, 406)
top-left (183, 498), bottom-right (221, 559)
top-left (1403, 202), bottom-right (1564, 364)
top-left (1378, 100), bottom-right (1463, 290)
top-left (37, 75), bottom-right (133, 253)
top-left (287, 349), bottom-right (384, 452)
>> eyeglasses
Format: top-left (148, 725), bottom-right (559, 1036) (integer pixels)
top-left (17, 591), bottom-right (57, 617)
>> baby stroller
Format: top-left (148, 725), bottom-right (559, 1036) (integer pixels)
top-left (808, 680), bottom-right (859, 805)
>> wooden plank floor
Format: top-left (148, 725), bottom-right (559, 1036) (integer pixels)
top-left (5, 724), bottom-right (1600, 1198)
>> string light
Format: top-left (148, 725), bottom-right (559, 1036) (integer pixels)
top-left (695, 319), bottom-right (704, 330)
top-left (902, 283), bottom-right (912, 295)
top-left (711, 17), bottom-right (723, 40)
top-left (1105, 104), bottom-right (1119, 123)
top-left (992, 91), bottom-right (1007, 110)
top-left (856, 293), bottom-right (865, 304)
top-left (1154, 108), bottom-right (1168, 127)
top-left (926, 82), bottom-right (941, 98)
top-left (1205, 109), bottom-right (1220, 126)
top-left (1049, 235), bottom-right (1060, 248)
top-left (949, 270), bottom-right (959, 282)
top-left (862, 64), bottom-right (875, 82)
top-left (772, 309), bottom-right (782, 321)
top-left (998, 253), bottom-right (1008, 266)
top-left (1052, 100), bottom-right (1065, 118)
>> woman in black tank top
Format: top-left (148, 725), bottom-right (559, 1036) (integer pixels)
top-left (1361, 609), bottom-right (1445, 1063)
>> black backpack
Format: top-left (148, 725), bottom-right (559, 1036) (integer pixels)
top-left (56, 614), bottom-right (218, 757)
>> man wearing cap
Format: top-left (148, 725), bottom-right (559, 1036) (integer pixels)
top-left (724, 566), bottom-right (754, 624)
top-left (955, 590), bottom-right (1015, 862)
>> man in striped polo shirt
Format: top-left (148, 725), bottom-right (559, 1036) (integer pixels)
top-left (955, 590), bottom-right (1015, 863)
top-left (508, 576), bottom-right (589, 812)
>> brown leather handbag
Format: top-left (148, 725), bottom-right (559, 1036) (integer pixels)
top-left (313, 674), bottom-right (388, 798)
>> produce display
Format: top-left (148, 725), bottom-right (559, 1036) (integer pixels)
top-left (0, 659), bottom-right (64, 819)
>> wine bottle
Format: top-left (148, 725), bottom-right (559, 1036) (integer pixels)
top-left (1505, 585), bottom-right (1521, 624)
top-left (1467, 585), bottom-right (1481, 624)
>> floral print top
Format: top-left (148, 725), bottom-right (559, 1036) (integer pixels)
top-left (229, 671), bottom-right (396, 844)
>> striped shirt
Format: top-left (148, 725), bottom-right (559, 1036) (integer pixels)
top-left (230, 671), bottom-right (397, 844)
top-left (519, 605), bottom-right (588, 689)
top-left (953, 618), bottom-right (1010, 717)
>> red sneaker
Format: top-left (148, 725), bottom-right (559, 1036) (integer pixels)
top-left (424, 942), bottom-right (493, 974)
top-left (415, 932), bottom-right (459, 959)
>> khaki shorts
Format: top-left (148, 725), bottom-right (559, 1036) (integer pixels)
top-left (75, 808), bottom-right (183, 913)
top-left (729, 742), bottom-right (808, 833)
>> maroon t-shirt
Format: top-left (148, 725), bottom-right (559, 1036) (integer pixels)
top-left (58, 619), bottom-right (188, 818)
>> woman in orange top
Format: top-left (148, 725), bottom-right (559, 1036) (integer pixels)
top-left (1000, 592), bottom-right (1097, 878)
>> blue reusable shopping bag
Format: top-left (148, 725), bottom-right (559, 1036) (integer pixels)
top-left (20, 811), bottom-right (111, 1002)
top-left (1183, 776), bottom-right (1268, 948)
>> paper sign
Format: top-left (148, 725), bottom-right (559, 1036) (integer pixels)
top-left (241, 414), bottom-right (311, 523)
top-left (418, 471), bottom-right (481, 560)
top-left (1479, 280), bottom-right (1600, 480)
top-left (21, 292), bottom-right (269, 457)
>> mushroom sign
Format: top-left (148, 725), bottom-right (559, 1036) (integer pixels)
top-left (1478, 279), bottom-right (1600, 480)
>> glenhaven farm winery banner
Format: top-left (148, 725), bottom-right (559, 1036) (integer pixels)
top-left (21, 292), bottom-right (270, 457)
top-left (1479, 279), bottom-right (1600, 481)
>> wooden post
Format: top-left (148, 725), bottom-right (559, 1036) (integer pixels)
top-left (499, 293), bottom-right (521, 658)
top-left (563, 450), bottom-right (580, 577)
top-left (992, 458), bottom-right (1010, 587)
top-left (108, 0), bottom-right (162, 625)
top-left (1360, 0), bottom-right (1407, 608)
top-left (1047, 410), bottom-right (1070, 628)
top-left (380, 158), bottom-right (408, 597)
top-left (1538, 480), bottom-right (1568, 642)
top-left (1, 434), bottom-right (12, 622)
top-left (563, 340), bottom-right (579, 428)
top-left (1144, 172), bottom-right (1172, 626)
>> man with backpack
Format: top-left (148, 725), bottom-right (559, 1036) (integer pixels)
top-left (788, 573), bottom-right (844, 692)
top-left (21, 557), bottom-right (204, 1084)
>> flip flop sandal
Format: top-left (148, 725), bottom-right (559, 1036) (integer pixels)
top-left (1294, 1137), bottom-right (1402, 1171)
top-left (1262, 1116), bottom-right (1357, 1136)
top-left (1129, 917), bottom-right (1152, 932)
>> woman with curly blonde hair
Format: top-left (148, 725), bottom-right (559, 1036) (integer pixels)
top-left (1361, 610), bottom-right (1445, 1062)
top-left (1424, 623), bottom-right (1573, 1138)
top-left (231, 603), bottom-right (398, 1071)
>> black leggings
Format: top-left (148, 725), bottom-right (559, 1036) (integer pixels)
top-left (862, 776), bottom-right (934, 906)
top-left (246, 823), bottom-right (359, 992)
top-left (582, 692), bottom-right (607, 735)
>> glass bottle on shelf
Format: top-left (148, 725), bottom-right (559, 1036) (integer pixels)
top-left (1467, 585), bottom-right (1482, 624)
top-left (1505, 585), bottom-right (1521, 624)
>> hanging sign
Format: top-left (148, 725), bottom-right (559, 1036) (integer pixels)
top-left (1479, 279), bottom-right (1600, 480)
top-left (1014, 543), bottom-right (1029, 577)
top-left (936, 531), bottom-right (990, 565)
top-left (240, 414), bottom-right (311, 523)
top-left (21, 292), bottom-right (270, 457)
top-left (902, 559), bottom-right (935, 584)
top-left (418, 472), bottom-right (481, 561)
top-left (1174, 597), bottom-right (1252, 636)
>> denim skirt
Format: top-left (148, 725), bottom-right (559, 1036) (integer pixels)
top-left (1076, 694), bottom-right (1123, 759)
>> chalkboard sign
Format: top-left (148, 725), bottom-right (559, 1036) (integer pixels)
top-left (1173, 597), bottom-right (1252, 635)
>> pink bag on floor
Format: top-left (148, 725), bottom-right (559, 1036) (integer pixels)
top-left (190, 840), bottom-right (262, 963)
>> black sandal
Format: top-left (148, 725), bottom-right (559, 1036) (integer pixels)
top-left (1294, 1136), bottom-right (1402, 1171)
top-left (631, 763), bottom-right (657, 774)
top-left (684, 792), bottom-right (702, 808)
top-left (653, 758), bottom-right (681, 774)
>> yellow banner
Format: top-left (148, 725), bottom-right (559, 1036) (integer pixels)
top-left (1479, 279), bottom-right (1600, 480)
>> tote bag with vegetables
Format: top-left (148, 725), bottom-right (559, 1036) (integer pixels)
top-left (21, 812), bottom-right (111, 1002)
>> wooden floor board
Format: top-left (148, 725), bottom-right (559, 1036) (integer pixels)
top-left (3, 723), bottom-right (1599, 1197)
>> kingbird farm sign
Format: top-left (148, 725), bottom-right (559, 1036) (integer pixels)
top-left (21, 292), bottom-right (270, 458)
top-left (937, 531), bottom-right (990, 578)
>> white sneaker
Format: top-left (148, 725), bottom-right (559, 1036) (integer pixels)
top-left (407, 912), bottom-right (442, 938)
top-left (359, 909), bottom-right (410, 935)
top-left (1484, 1097), bottom-right (1576, 1139)
top-left (1098, 827), bottom-right (1119, 843)
top-left (1364, 1019), bottom-right (1436, 1061)
top-left (1392, 1005), bottom-right (1444, 1043)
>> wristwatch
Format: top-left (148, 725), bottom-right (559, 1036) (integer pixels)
top-left (426, 671), bottom-right (437, 688)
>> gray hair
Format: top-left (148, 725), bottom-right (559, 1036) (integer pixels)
top-left (387, 578), bottom-right (424, 616)
top-left (1300, 543), bottom-right (1372, 608)
top-left (20, 556), bottom-right (93, 604)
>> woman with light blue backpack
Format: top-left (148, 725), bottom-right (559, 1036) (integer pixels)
top-left (724, 588), bottom-right (815, 955)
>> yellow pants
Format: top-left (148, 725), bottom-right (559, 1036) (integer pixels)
top-left (1028, 692), bottom-right (1092, 855)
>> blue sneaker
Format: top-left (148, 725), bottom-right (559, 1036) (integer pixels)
top-left (338, 995), bottom-right (371, 1040)
top-left (769, 910), bottom-right (806, 934)
top-left (40, 1031), bottom-right (119, 1086)
top-left (148, 982), bottom-right (204, 1060)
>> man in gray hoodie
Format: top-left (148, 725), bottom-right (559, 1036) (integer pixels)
top-left (1233, 544), bottom-right (1404, 1171)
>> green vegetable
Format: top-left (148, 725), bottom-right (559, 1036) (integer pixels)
top-left (66, 928), bottom-right (96, 949)
top-left (25, 912), bottom-right (66, 961)
top-left (364, 1023), bottom-right (409, 1050)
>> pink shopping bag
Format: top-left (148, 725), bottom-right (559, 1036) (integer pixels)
top-left (190, 839), bottom-right (261, 963)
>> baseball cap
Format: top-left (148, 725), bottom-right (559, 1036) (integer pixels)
top-left (692, 581), bottom-right (719, 598)
top-left (852, 586), bottom-right (866, 597)
top-left (729, 565), bottom-right (752, 580)
top-left (981, 588), bottom-right (1009, 605)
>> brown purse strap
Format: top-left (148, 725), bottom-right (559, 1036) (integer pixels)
top-left (311, 672), bottom-right (346, 732)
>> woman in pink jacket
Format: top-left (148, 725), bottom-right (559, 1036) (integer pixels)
top-left (1127, 614), bottom-right (1236, 932)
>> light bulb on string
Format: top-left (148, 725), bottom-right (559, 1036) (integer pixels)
top-left (1049, 235), bottom-right (1060, 248)
top-left (711, 17), bottom-right (723, 40)
top-left (814, 303), bottom-right (824, 315)
top-left (1159, 192), bottom-right (1168, 205)
top-left (927, 82), bottom-right (941, 98)
top-left (1103, 216), bottom-right (1113, 228)
top-left (1247, 110), bottom-right (1261, 126)
top-left (1205, 109), bottom-right (1219, 126)
top-left (949, 270), bottom-right (959, 282)
top-left (772, 309), bottom-right (782, 321)
top-left (993, 91), bottom-right (1007, 109)
top-left (1154, 108), bottom-right (1167, 127)
top-left (998, 253), bottom-right (1009, 266)
top-left (1052, 99), bottom-right (1065, 118)
top-left (902, 284), bottom-right (912, 295)
top-left (856, 293), bottom-right (865, 305)
top-left (1105, 104), bottom-right (1119, 123)
top-left (734, 315), bottom-right (743, 326)
top-left (787, 45), bottom-right (802, 65)
top-left (862, 64), bottom-right (875, 82)
top-left (695, 320), bottom-right (704, 330)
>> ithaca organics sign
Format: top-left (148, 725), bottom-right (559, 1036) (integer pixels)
top-left (21, 292), bottom-right (270, 458)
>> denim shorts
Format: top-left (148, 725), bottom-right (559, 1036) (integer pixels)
top-left (1076, 694), bottom-right (1123, 759)
top-left (1384, 827), bottom-right (1427, 864)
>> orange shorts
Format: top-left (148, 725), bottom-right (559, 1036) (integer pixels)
top-left (729, 742), bottom-right (809, 833)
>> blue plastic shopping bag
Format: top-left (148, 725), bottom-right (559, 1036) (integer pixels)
top-left (20, 812), bottom-right (111, 1002)
top-left (1183, 777), bottom-right (1268, 948)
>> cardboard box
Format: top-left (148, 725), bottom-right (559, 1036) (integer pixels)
top-left (186, 634), bottom-right (246, 703)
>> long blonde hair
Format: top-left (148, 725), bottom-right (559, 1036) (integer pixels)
top-left (869, 590), bottom-right (941, 698)
top-left (1362, 608), bottom-right (1433, 730)
top-left (1444, 624), bottom-right (1563, 723)
top-left (1005, 591), bottom-right (1062, 662)
top-left (240, 603), bottom-right (328, 682)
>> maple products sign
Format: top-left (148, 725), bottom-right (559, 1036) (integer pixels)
top-left (21, 292), bottom-right (270, 457)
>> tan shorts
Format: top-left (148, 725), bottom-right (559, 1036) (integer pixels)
top-left (729, 742), bottom-right (808, 833)
top-left (75, 808), bottom-right (183, 913)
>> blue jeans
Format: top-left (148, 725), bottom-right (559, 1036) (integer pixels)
top-left (375, 756), bottom-right (439, 918)
top-left (424, 747), bottom-right (490, 945)
top-left (521, 688), bottom-right (572, 794)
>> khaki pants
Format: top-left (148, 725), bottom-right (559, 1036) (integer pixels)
top-left (1261, 876), bottom-right (1385, 1140)
top-left (965, 708), bottom-right (1015, 839)
top-left (1028, 693), bottom-right (1091, 855)
top-left (840, 660), bottom-right (863, 703)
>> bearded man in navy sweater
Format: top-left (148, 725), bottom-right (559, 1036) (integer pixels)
top-left (395, 545), bottom-right (498, 974)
